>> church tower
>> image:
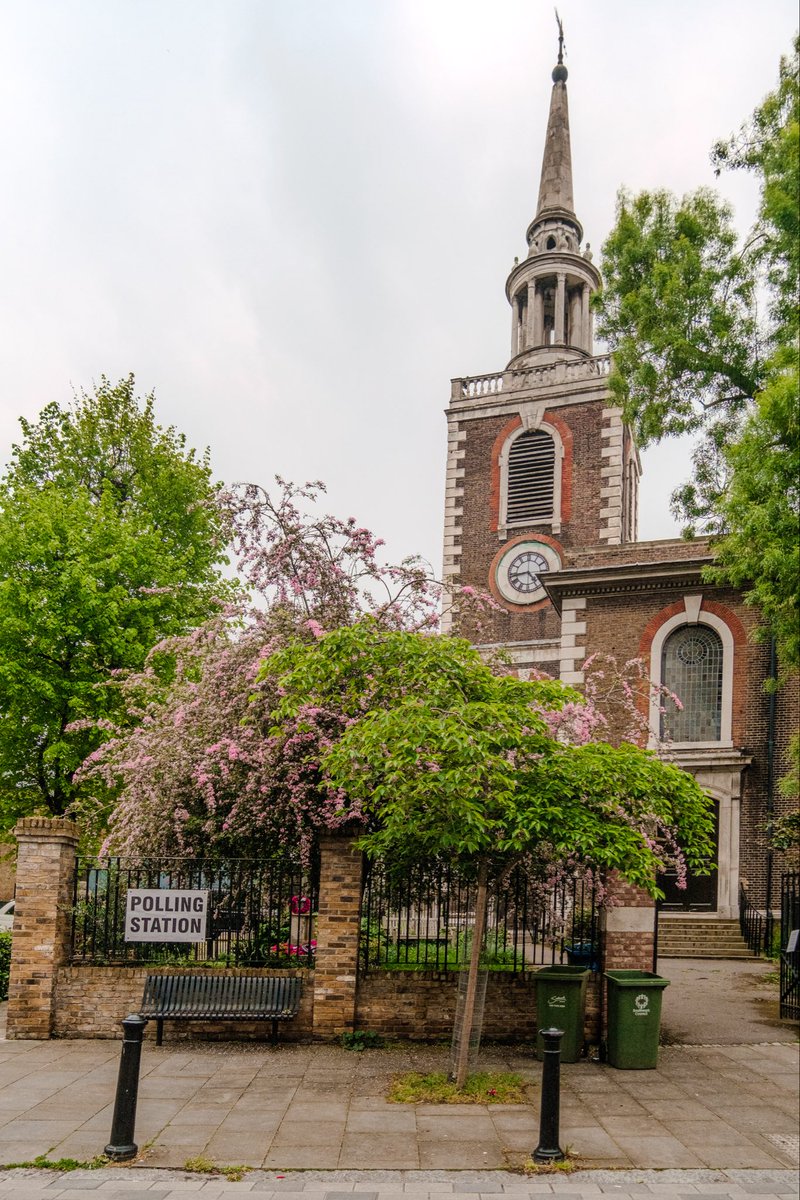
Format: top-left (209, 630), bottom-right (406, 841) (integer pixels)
top-left (441, 37), bottom-right (641, 680)
top-left (440, 29), bottom-right (798, 926)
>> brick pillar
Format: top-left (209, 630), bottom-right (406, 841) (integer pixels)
top-left (6, 817), bottom-right (79, 1039)
top-left (601, 872), bottom-right (656, 973)
top-left (312, 834), bottom-right (363, 1039)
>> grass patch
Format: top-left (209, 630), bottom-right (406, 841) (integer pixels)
top-left (341, 1030), bottom-right (385, 1051)
top-left (518, 1153), bottom-right (576, 1174)
top-left (0, 1155), bottom-right (109, 1171)
top-left (388, 1070), bottom-right (528, 1105)
top-left (184, 1155), bottom-right (251, 1182)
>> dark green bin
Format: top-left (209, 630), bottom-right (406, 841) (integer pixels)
top-left (604, 970), bottom-right (669, 1069)
top-left (534, 965), bottom-right (590, 1062)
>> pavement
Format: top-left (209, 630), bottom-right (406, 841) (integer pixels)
top-left (0, 1166), bottom-right (798, 1200)
top-left (657, 959), bottom-right (796, 1047)
top-left (0, 959), bottom-right (797, 1200)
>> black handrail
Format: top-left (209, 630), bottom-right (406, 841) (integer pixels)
top-left (738, 882), bottom-right (773, 957)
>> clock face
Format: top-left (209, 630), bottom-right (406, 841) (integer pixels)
top-left (508, 550), bottom-right (549, 594)
top-left (493, 539), bottom-right (560, 605)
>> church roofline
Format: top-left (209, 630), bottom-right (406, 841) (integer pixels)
top-left (543, 556), bottom-right (716, 614)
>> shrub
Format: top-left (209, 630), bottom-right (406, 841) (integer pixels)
top-left (0, 931), bottom-right (11, 1001)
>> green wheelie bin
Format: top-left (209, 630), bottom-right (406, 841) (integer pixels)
top-left (534, 965), bottom-right (590, 1062)
top-left (604, 970), bottom-right (670, 1069)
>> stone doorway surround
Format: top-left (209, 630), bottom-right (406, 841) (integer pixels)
top-left (666, 747), bottom-right (751, 919)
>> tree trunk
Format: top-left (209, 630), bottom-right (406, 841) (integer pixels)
top-left (453, 860), bottom-right (489, 1089)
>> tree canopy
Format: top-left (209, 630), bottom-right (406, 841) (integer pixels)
top-left (271, 622), bottom-right (715, 897)
top-left (75, 477), bottom-right (445, 854)
top-left (0, 376), bottom-right (230, 827)
top-left (595, 39), bottom-right (799, 669)
top-left (76, 477), bottom-right (714, 897)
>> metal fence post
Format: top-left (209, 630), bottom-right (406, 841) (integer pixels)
top-left (105, 1014), bottom-right (148, 1161)
top-left (533, 1026), bottom-right (565, 1163)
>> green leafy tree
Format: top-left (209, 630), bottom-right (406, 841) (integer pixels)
top-left (596, 186), bottom-right (759, 458)
top-left (595, 40), bottom-right (799, 668)
top-left (0, 376), bottom-right (230, 826)
top-left (268, 624), bottom-right (715, 889)
top-left (708, 40), bottom-right (799, 669)
top-left (269, 622), bottom-right (715, 1083)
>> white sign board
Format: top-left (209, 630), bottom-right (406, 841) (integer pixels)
top-left (124, 889), bottom-right (209, 942)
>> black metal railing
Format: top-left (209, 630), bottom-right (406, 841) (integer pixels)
top-left (779, 871), bottom-right (800, 1020)
top-left (738, 882), bottom-right (774, 956)
top-left (360, 859), bottom-right (599, 974)
top-left (71, 855), bottom-right (319, 967)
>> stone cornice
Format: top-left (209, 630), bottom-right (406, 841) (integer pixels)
top-left (543, 556), bottom-right (715, 614)
top-left (660, 747), bottom-right (753, 771)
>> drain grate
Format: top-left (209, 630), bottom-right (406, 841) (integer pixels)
top-left (767, 1132), bottom-right (800, 1163)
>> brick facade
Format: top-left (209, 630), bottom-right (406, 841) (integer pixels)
top-left (456, 391), bottom-right (614, 649)
top-left (447, 352), bottom-right (800, 919)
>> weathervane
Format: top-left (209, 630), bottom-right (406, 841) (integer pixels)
top-left (555, 8), bottom-right (565, 65)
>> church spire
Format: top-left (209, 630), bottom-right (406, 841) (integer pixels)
top-left (503, 18), bottom-right (601, 367)
top-left (534, 21), bottom-right (576, 226)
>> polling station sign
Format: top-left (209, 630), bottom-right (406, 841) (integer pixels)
top-left (124, 889), bottom-right (209, 942)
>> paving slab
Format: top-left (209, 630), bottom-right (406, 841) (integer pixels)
top-left (1, 977), bottom-right (799, 1179)
top-left (0, 1171), bottom-right (796, 1200)
top-left (0, 1037), bottom-right (795, 1171)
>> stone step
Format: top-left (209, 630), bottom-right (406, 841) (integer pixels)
top-left (658, 925), bottom-right (747, 938)
top-left (659, 941), bottom-right (752, 951)
top-left (658, 932), bottom-right (749, 941)
top-left (659, 919), bottom-right (741, 927)
top-left (656, 916), bottom-right (755, 959)
top-left (658, 948), bottom-right (757, 959)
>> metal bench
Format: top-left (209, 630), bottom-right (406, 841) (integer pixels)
top-left (140, 974), bottom-right (302, 1046)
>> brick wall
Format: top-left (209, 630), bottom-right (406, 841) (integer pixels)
top-left (53, 966), bottom-right (315, 1041)
top-left (6, 817), bottom-right (78, 1039)
top-left (602, 875), bottom-right (655, 974)
top-left (311, 835), bottom-right (364, 1037)
top-left (51, 963), bottom-right (602, 1046)
top-left (356, 969), bottom-right (601, 1044)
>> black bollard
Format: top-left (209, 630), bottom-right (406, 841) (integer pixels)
top-left (533, 1026), bottom-right (565, 1163)
top-left (105, 1013), bottom-right (148, 1162)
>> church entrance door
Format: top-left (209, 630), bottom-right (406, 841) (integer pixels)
top-left (660, 801), bottom-right (720, 911)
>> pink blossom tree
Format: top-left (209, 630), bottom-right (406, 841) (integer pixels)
top-left (74, 477), bottom-right (458, 854)
top-left (72, 478), bottom-right (715, 1083)
top-left (75, 478), bottom-right (702, 887)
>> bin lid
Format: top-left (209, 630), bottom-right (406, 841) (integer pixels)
top-left (604, 969), bottom-right (669, 987)
top-left (535, 965), bottom-right (591, 980)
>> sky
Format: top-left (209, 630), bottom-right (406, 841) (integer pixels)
top-left (0, 1), bottom-right (796, 576)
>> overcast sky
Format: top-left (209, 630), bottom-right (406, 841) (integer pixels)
top-left (1, 1), bottom-right (796, 574)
